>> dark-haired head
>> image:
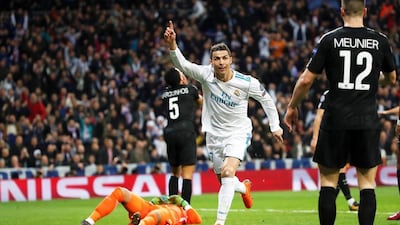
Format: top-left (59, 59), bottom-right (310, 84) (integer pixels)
top-left (164, 68), bottom-right (181, 87)
top-left (341, 0), bottom-right (365, 16)
top-left (210, 43), bottom-right (232, 59)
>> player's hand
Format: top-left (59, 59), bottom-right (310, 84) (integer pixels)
top-left (163, 20), bottom-right (177, 50)
top-left (150, 195), bottom-right (169, 205)
top-left (310, 138), bottom-right (317, 153)
top-left (168, 195), bottom-right (189, 208)
top-left (284, 107), bottom-right (299, 133)
top-left (272, 129), bottom-right (283, 143)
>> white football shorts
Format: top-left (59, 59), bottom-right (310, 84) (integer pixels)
top-left (206, 132), bottom-right (251, 174)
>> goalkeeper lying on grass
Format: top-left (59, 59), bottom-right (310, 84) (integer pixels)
top-left (80, 186), bottom-right (202, 225)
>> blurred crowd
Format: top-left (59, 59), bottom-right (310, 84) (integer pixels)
top-left (0, 0), bottom-right (399, 177)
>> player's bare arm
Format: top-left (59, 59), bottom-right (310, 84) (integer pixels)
top-left (164, 20), bottom-right (177, 50)
top-left (379, 71), bottom-right (396, 86)
top-left (284, 69), bottom-right (317, 132)
top-left (378, 106), bottom-right (400, 136)
top-left (310, 108), bottom-right (324, 153)
top-left (378, 106), bottom-right (400, 116)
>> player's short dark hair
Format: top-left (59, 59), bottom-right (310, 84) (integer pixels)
top-left (341, 0), bottom-right (365, 16)
top-left (164, 68), bottom-right (181, 87)
top-left (210, 43), bottom-right (232, 58)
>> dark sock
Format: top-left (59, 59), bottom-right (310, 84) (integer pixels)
top-left (338, 173), bottom-right (352, 200)
top-left (168, 176), bottom-right (179, 196)
top-left (358, 189), bottom-right (376, 225)
top-left (319, 186), bottom-right (337, 225)
top-left (181, 179), bottom-right (192, 204)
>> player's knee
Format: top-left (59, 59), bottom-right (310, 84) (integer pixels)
top-left (114, 186), bottom-right (132, 203)
top-left (221, 166), bottom-right (235, 177)
top-left (110, 186), bottom-right (126, 202)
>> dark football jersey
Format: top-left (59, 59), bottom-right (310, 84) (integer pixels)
top-left (161, 84), bottom-right (199, 130)
top-left (308, 27), bottom-right (396, 129)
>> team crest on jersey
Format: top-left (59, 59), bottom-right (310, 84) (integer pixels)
top-left (234, 89), bottom-right (240, 96)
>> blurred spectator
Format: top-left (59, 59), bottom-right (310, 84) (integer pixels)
top-left (26, 92), bottom-right (46, 123)
top-left (93, 164), bottom-right (106, 176)
top-left (10, 155), bottom-right (20, 169)
top-left (97, 137), bottom-right (118, 165)
top-left (19, 147), bottom-right (29, 167)
top-left (247, 132), bottom-right (266, 159)
top-left (1, 146), bottom-right (11, 167)
top-left (45, 142), bottom-right (57, 165)
top-left (10, 134), bottom-right (23, 156)
top-left (0, 0), bottom-right (397, 176)
top-left (271, 142), bottom-right (286, 159)
top-left (130, 138), bottom-right (150, 164)
top-left (0, 158), bottom-right (5, 168)
top-left (79, 115), bottom-right (94, 147)
top-left (288, 133), bottom-right (312, 159)
top-left (188, 0), bottom-right (207, 23)
top-left (70, 153), bottom-right (85, 176)
top-left (34, 168), bottom-right (43, 178)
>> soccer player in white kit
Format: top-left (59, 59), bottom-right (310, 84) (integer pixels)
top-left (164, 21), bottom-right (284, 225)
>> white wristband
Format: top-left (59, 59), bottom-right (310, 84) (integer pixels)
top-left (397, 119), bottom-right (400, 126)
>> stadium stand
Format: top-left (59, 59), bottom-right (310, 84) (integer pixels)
top-left (0, 1), bottom-right (398, 179)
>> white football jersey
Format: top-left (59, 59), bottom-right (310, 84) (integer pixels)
top-left (170, 48), bottom-right (281, 137)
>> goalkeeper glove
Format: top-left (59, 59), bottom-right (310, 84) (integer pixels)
top-left (150, 195), bottom-right (169, 205)
top-left (168, 195), bottom-right (189, 208)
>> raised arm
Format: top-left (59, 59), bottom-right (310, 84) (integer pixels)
top-left (163, 20), bottom-right (209, 82)
top-left (164, 20), bottom-right (177, 51)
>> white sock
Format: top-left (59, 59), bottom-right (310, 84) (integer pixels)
top-left (215, 177), bottom-right (235, 224)
top-left (347, 198), bottom-right (355, 206)
top-left (233, 176), bottom-right (246, 194)
top-left (85, 218), bottom-right (95, 225)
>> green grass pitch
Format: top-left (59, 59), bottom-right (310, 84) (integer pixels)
top-left (0, 187), bottom-right (398, 225)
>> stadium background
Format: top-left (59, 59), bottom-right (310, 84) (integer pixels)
top-left (0, 0), bottom-right (399, 201)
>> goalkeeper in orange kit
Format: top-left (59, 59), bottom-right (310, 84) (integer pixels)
top-left (80, 186), bottom-right (202, 225)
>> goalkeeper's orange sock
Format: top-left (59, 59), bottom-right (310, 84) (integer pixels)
top-left (88, 187), bottom-right (124, 222)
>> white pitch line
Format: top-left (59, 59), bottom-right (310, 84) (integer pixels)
top-left (197, 208), bottom-right (394, 215)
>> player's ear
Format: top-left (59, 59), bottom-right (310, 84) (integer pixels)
top-left (340, 7), bottom-right (345, 17)
top-left (180, 74), bottom-right (187, 85)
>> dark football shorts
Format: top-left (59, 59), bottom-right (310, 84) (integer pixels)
top-left (164, 129), bottom-right (197, 167)
top-left (313, 128), bottom-right (381, 169)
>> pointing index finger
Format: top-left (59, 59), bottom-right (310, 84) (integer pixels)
top-left (168, 20), bottom-right (174, 30)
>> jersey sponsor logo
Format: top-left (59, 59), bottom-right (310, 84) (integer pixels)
top-left (210, 92), bottom-right (239, 107)
top-left (334, 37), bottom-right (379, 50)
top-left (161, 87), bottom-right (189, 99)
